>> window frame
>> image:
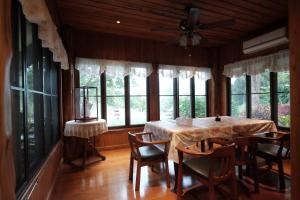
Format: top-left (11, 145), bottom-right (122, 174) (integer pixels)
top-left (11, 2), bottom-right (60, 196)
top-left (228, 71), bottom-right (290, 130)
top-left (159, 74), bottom-right (209, 120)
top-left (79, 72), bottom-right (150, 128)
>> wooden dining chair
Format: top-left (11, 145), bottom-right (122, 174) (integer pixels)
top-left (128, 131), bottom-right (170, 191)
top-left (254, 131), bottom-right (290, 191)
top-left (176, 140), bottom-right (237, 200)
top-left (209, 136), bottom-right (259, 193)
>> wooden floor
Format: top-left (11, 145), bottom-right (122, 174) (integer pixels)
top-left (51, 148), bottom-right (291, 200)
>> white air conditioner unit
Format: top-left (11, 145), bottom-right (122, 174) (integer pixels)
top-left (242, 27), bottom-right (288, 54)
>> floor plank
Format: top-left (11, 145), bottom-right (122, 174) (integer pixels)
top-left (51, 148), bottom-right (290, 200)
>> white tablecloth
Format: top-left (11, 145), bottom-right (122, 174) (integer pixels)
top-left (64, 119), bottom-right (108, 138)
top-left (144, 116), bottom-right (277, 162)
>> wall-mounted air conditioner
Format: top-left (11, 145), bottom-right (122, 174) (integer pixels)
top-left (242, 27), bottom-right (288, 54)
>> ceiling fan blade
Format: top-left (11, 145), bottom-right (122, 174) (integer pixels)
top-left (151, 27), bottom-right (179, 32)
top-left (198, 19), bottom-right (235, 30)
top-left (188, 7), bottom-right (200, 26)
top-left (166, 36), bottom-right (180, 46)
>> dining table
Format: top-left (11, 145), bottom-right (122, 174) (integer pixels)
top-left (144, 116), bottom-right (277, 192)
top-left (144, 116), bottom-right (277, 163)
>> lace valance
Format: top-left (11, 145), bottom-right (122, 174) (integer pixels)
top-left (75, 58), bottom-right (153, 78)
top-left (158, 64), bottom-right (211, 81)
top-left (19, 0), bottom-right (69, 70)
top-left (224, 50), bottom-right (289, 77)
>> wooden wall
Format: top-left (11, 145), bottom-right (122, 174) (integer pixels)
top-left (73, 29), bottom-right (209, 67)
top-left (0, 0), bottom-right (16, 199)
top-left (20, 142), bottom-right (63, 200)
top-left (61, 28), bottom-right (211, 150)
top-left (288, 0), bottom-right (300, 199)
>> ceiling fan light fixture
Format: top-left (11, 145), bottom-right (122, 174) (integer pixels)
top-left (179, 35), bottom-right (187, 47)
top-left (191, 34), bottom-right (201, 46)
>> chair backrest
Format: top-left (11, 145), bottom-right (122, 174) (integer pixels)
top-left (128, 132), bottom-right (142, 158)
top-left (233, 136), bottom-right (257, 165)
top-left (210, 144), bottom-right (235, 181)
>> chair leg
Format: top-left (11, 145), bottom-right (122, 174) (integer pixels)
top-left (278, 159), bottom-right (285, 191)
top-left (238, 165), bottom-right (243, 179)
top-left (164, 159), bottom-right (170, 188)
top-left (129, 155), bottom-right (134, 181)
top-left (231, 174), bottom-right (238, 200)
top-left (208, 181), bottom-right (215, 200)
top-left (252, 158), bottom-right (259, 193)
top-left (135, 161), bottom-right (141, 191)
top-left (176, 163), bottom-right (183, 200)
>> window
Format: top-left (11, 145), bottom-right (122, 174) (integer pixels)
top-left (79, 70), bottom-right (149, 127)
top-left (195, 77), bottom-right (207, 118)
top-left (159, 72), bottom-right (175, 120)
top-left (277, 71), bottom-right (290, 127)
top-left (251, 72), bottom-right (271, 119)
top-left (79, 71), bottom-right (101, 118)
top-left (159, 70), bottom-right (208, 119)
top-left (106, 75), bottom-right (125, 127)
top-left (229, 70), bottom-right (290, 128)
top-left (230, 76), bottom-right (247, 117)
top-left (178, 77), bottom-right (191, 117)
top-left (130, 75), bottom-right (147, 125)
top-left (11, 2), bottom-right (59, 194)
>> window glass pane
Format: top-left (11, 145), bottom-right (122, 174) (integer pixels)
top-left (195, 78), bottom-right (206, 95)
top-left (179, 96), bottom-right (191, 117)
top-left (251, 94), bottom-right (271, 119)
top-left (106, 75), bottom-right (124, 96)
top-left (11, 90), bottom-right (25, 190)
top-left (80, 72), bottom-right (101, 92)
top-left (278, 93), bottom-right (290, 127)
top-left (179, 77), bottom-right (190, 95)
top-left (231, 95), bottom-right (246, 117)
top-left (44, 96), bottom-right (52, 154)
top-left (130, 75), bottom-right (147, 125)
top-left (277, 71), bottom-right (290, 93)
top-left (106, 97), bottom-right (125, 126)
top-left (50, 61), bottom-right (58, 95)
top-left (159, 73), bottom-right (173, 95)
top-left (195, 96), bottom-right (207, 118)
top-left (130, 96), bottom-right (147, 124)
top-left (130, 76), bottom-right (146, 95)
top-left (27, 92), bottom-right (44, 173)
top-left (160, 96), bottom-right (174, 120)
top-left (43, 49), bottom-right (51, 94)
top-left (231, 76), bottom-right (246, 94)
top-left (51, 96), bottom-right (60, 143)
top-left (26, 22), bottom-right (43, 91)
top-left (10, 5), bottom-right (23, 88)
top-left (251, 72), bottom-right (270, 93)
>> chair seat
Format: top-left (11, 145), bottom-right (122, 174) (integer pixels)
top-left (257, 143), bottom-right (288, 158)
top-left (184, 157), bottom-right (222, 178)
top-left (138, 145), bottom-right (165, 160)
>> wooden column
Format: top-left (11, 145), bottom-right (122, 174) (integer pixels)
top-left (289, 1), bottom-right (300, 199)
top-left (61, 27), bottom-right (75, 123)
top-left (0, 0), bottom-right (16, 199)
top-left (148, 64), bottom-right (160, 121)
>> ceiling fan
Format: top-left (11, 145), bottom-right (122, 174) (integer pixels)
top-left (151, 5), bottom-right (235, 47)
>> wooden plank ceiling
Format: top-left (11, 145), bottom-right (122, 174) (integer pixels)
top-left (55, 0), bottom-right (288, 47)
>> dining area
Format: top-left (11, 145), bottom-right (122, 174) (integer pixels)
top-left (1, 0), bottom-right (300, 200)
top-left (126, 116), bottom-right (290, 199)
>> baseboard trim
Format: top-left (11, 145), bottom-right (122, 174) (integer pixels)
top-left (96, 144), bottom-right (129, 151)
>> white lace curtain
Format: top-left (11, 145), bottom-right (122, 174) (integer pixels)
top-left (223, 50), bottom-right (289, 77)
top-left (159, 64), bottom-right (211, 81)
top-left (19, 0), bottom-right (69, 70)
top-left (75, 58), bottom-right (153, 78)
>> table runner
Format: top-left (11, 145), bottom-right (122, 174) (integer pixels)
top-left (144, 116), bottom-right (277, 162)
